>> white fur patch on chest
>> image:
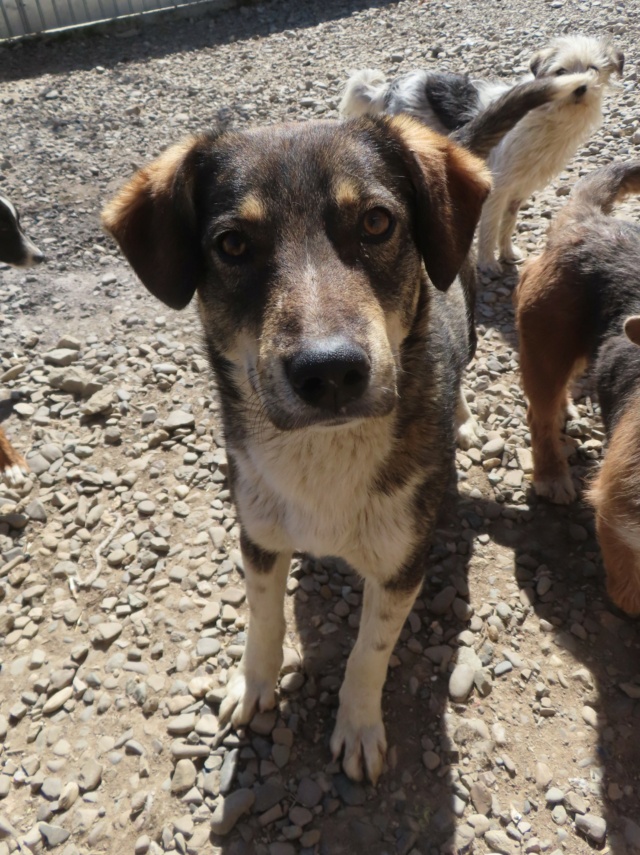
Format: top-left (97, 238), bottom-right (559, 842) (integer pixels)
top-left (231, 418), bottom-right (421, 582)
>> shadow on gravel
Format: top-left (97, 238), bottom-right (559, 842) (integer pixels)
top-left (212, 458), bottom-right (639, 854)
top-left (452, 483), bottom-right (640, 855)
top-left (1, 0), bottom-right (396, 83)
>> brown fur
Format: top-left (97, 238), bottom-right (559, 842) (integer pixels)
top-left (0, 428), bottom-right (27, 478)
top-left (589, 396), bottom-right (640, 614)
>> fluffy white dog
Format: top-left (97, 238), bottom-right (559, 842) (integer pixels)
top-left (340, 36), bottom-right (623, 275)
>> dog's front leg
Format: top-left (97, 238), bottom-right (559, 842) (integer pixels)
top-left (219, 532), bottom-right (292, 727)
top-left (331, 576), bottom-right (421, 784)
top-left (0, 427), bottom-right (28, 487)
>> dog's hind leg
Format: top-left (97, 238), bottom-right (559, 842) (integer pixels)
top-left (477, 186), bottom-right (509, 276)
top-left (219, 534), bottom-right (292, 727)
top-left (0, 427), bottom-right (28, 487)
top-left (331, 577), bottom-right (421, 784)
top-left (498, 198), bottom-right (524, 263)
top-left (519, 319), bottom-right (581, 504)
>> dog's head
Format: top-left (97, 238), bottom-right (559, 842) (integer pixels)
top-left (0, 196), bottom-right (45, 268)
top-left (103, 118), bottom-right (490, 432)
top-left (529, 36), bottom-right (624, 97)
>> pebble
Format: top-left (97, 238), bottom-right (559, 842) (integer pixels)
top-left (210, 789), bottom-right (255, 836)
top-left (449, 663), bottom-right (476, 702)
top-left (171, 760), bottom-right (197, 793)
top-left (78, 760), bottom-right (103, 792)
top-left (575, 813), bottom-right (607, 843)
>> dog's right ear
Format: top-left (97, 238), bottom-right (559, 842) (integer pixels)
top-left (102, 136), bottom-right (209, 310)
top-left (624, 315), bottom-right (640, 346)
top-left (529, 48), bottom-right (553, 77)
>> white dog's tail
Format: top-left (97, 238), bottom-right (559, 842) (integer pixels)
top-left (452, 72), bottom-right (593, 159)
top-left (339, 69), bottom-right (389, 118)
top-left (567, 160), bottom-right (640, 215)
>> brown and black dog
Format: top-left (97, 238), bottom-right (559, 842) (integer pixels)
top-left (0, 194), bottom-right (44, 486)
top-left (103, 116), bottom-right (490, 783)
top-left (515, 161), bottom-right (640, 615)
top-left (102, 73), bottom-right (596, 781)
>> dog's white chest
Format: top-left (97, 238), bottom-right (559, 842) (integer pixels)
top-left (231, 421), bottom-right (419, 580)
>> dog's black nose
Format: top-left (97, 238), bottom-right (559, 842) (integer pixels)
top-left (574, 85), bottom-right (588, 97)
top-left (286, 338), bottom-right (371, 411)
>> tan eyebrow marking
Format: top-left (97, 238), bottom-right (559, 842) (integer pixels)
top-left (237, 194), bottom-right (267, 221)
top-left (333, 180), bottom-right (361, 207)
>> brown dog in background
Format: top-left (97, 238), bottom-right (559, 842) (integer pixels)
top-left (515, 161), bottom-right (640, 614)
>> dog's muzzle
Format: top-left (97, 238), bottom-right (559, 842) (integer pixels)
top-left (284, 336), bottom-right (371, 412)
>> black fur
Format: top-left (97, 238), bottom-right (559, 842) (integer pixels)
top-left (424, 72), bottom-right (480, 131)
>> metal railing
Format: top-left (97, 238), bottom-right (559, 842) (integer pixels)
top-left (0, 0), bottom-right (230, 40)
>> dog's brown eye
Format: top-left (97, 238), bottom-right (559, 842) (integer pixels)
top-left (362, 207), bottom-right (393, 240)
top-left (218, 231), bottom-right (247, 259)
top-left (555, 67), bottom-right (567, 76)
top-left (588, 65), bottom-right (599, 72)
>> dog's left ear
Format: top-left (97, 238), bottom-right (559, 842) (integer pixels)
top-left (624, 315), bottom-right (640, 346)
top-left (529, 48), bottom-right (553, 77)
top-left (389, 115), bottom-right (492, 291)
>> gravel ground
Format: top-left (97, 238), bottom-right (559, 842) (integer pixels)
top-left (1, 0), bottom-right (640, 853)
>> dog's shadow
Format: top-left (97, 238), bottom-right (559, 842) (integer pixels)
top-left (214, 465), bottom-right (639, 855)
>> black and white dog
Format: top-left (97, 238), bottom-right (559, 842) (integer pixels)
top-left (341, 36), bottom-right (623, 275)
top-left (0, 195), bottom-right (45, 268)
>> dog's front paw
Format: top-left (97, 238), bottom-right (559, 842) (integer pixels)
top-left (219, 666), bottom-right (278, 728)
top-left (534, 475), bottom-right (577, 505)
top-left (330, 698), bottom-right (386, 784)
top-left (500, 243), bottom-right (524, 264)
top-left (457, 416), bottom-right (482, 450)
top-left (1, 460), bottom-right (28, 487)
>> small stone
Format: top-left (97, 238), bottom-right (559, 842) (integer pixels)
top-left (41, 777), bottom-right (62, 801)
top-left (78, 759), bottom-right (103, 792)
top-left (449, 663), bottom-right (475, 702)
top-left (164, 411), bottom-right (195, 431)
top-left (94, 622), bottom-right (123, 644)
top-left (167, 714), bottom-right (196, 735)
top-left (171, 759), bottom-right (197, 793)
top-left (210, 789), bottom-right (255, 836)
top-left (42, 687), bottom-right (73, 715)
top-left (484, 829), bottom-right (514, 854)
top-left (422, 751), bottom-right (440, 770)
top-left (535, 762), bottom-right (553, 790)
top-left (58, 782), bottom-right (79, 811)
top-left (38, 823), bottom-right (70, 847)
top-left (551, 805), bottom-right (567, 825)
top-left (196, 637), bottom-right (221, 658)
top-left (296, 777), bottom-right (323, 808)
top-left (545, 787), bottom-right (565, 805)
top-left (575, 813), bottom-right (607, 843)
top-left (194, 715), bottom-right (218, 737)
